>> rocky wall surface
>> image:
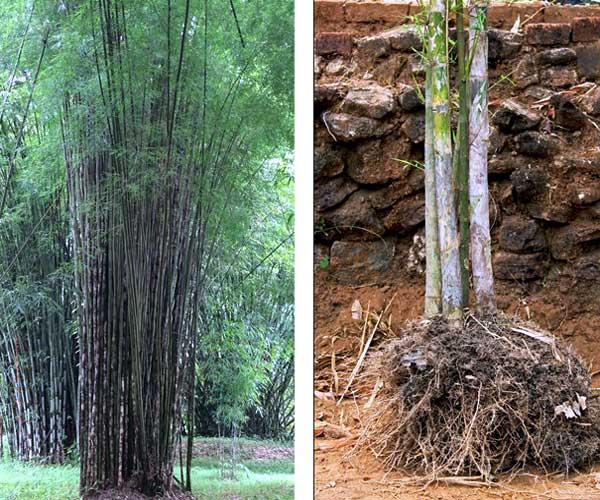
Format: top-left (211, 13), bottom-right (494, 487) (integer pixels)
top-left (314, 2), bottom-right (600, 347)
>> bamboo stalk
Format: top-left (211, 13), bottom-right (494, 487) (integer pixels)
top-left (431, 0), bottom-right (462, 326)
top-left (455, 0), bottom-right (470, 308)
top-left (423, 12), bottom-right (442, 319)
top-left (468, 0), bottom-right (496, 313)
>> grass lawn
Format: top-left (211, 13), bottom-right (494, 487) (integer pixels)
top-left (0, 439), bottom-right (294, 500)
top-left (0, 461), bottom-right (79, 500)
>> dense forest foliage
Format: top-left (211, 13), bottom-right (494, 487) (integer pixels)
top-left (0, 0), bottom-right (293, 497)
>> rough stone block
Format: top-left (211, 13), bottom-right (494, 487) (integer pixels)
top-left (322, 112), bottom-right (389, 142)
top-left (344, 1), bottom-right (411, 23)
top-left (528, 201), bottom-right (575, 225)
top-left (525, 23), bottom-right (571, 45)
top-left (321, 191), bottom-right (386, 240)
top-left (341, 84), bottom-right (396, 119)
top-left (401, 113), bottom-right (425, 143)
top-left (548, 221), bottom-right (600, 260)
top-left (514, 55), bottom-right (539, 89)
top-left (380, 25), bottom-right (421, 51)
top-left (492, 99), bottom-right (541, 133)
top-left (399, 86), bottom-right (424, 112)
top-left (315, 32), bottom-right (354, 55)
top-left (551, 94), bottom-right (587, 130)
top-left (488, 29), bottom-right (523, 64)
top-left (572, 250), bottom-right (600, 281)
top-left (488, 5), bottom-right (540, 30)
top-left (314, 146), bottom-right (345, 179)
top-left (365, 170), bottom-right (424, 209)
top-left (536, 47), bottom-right (577, 66)
top-left (540, 67), bottom-right (578, 88)
top-left (511, 165), bottom-right (547, 201)
top-left (383, 196), bottom-right (425, 232)
top-left (544, 6), bottom-right (600, 24)
top-left (493, 251), bottom-right (547, 280)
top-left (581, 86), bottom-right (600, 115)
top-left (329, 239), bottom-right (395, 285)
top-left (572, 17), bottom-right (600, 42)
top-left (346, 138), bottom-right (409, 185)
top-left (498, 216), bottom-right (547, 253)
top-left (315, 83), bottom-right (344, 107)
top-left (577, 43), bottom-right (600, 79)
top-left (514, 132), bottom-right (559, 158)
top-left (315, 177), bottom-right (358, 211)
top-left (356, 34), bottom-right (390, 58)
top-left (315, 1), bottom-right (345, 23)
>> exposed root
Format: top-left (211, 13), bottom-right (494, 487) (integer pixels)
top-left (357, 313), bottom-right (600, 480)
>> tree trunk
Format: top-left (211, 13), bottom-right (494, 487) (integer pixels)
top-left (431, 0), bottom-right (462, 326)
top-left (468, 1), bottom-right (495, 312)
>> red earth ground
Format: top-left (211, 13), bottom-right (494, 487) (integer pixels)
top-left (314, 273), bottom-right (600, 499)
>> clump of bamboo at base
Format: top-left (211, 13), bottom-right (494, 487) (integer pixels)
top-left (357, 0), bottom-right (600, 478)
top-left (358, 314), bottom-right (600, 478)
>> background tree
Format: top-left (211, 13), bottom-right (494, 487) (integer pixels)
top-left (0, 6), bottom-right (76, 464)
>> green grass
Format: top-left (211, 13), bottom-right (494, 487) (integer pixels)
top-left (0, 461), bottom-right (79, 500)
top-left (188, 461), bottom-right (293, 500)
top-left (0, 439), bottom-right (294, 500)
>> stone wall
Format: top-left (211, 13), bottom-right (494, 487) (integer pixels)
top-left (314, 1), bottom-right (600, 345)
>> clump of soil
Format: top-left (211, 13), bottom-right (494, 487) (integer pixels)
top-left (359, 314), bottom-right (600, 479)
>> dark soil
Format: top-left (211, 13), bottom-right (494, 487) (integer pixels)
top-left (84, 487), bottom-right (195, 500)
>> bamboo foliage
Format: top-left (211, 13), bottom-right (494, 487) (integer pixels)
top-left (196, 266), bottom-right (294, 440)
top-left (0, 0), bottom-right (293, 492)
top-left (0, 19), bottom-right (76, 462)
top-left (468, 0), bottom-right (495, 312)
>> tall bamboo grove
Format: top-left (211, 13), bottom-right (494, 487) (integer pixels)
top-left (0, 20), bottom-right (76, 464)
top-left (61, 0), bottom-right (251, 495)
top-left (0, 196), bottom-right (76, 464)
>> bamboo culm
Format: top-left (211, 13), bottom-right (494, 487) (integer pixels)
top-left (423, 18), bottom-right (442, 318)
top-left (431, 0), bottom-right (462, 325)
top-left (455, 0), bottom-right (470, 308)
top-left (468, 1), bottom-right (495, 313)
